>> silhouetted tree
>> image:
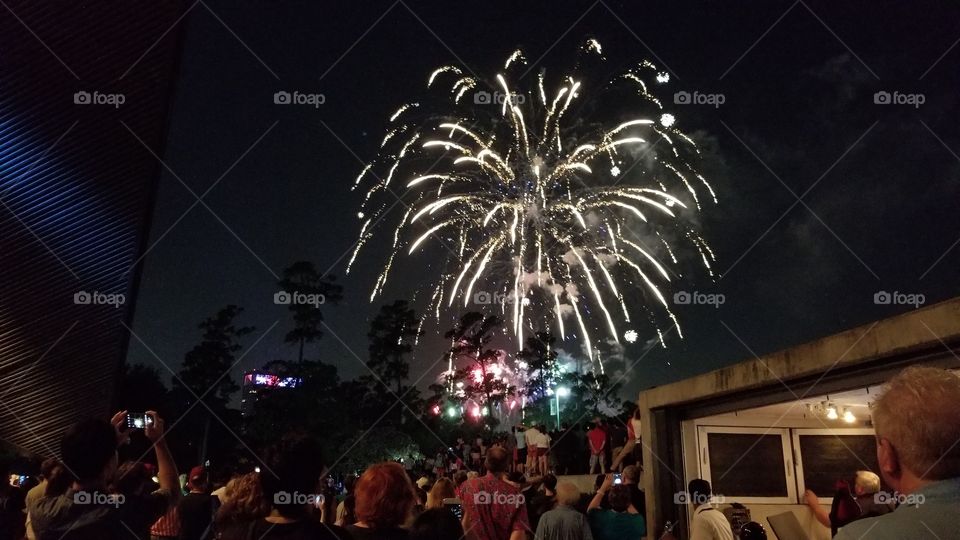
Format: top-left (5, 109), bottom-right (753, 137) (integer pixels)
top-left (277, 261), bottom-right (344, 362)
top-left (445, 312), bottom-right (514, 425)
top-left (366, 300), bottom-right (421, 394)
top-left (117, 363), bottom-right (169, 414)
top-left (517, 332), bottom-right (560, 401)
top-left (175, 305), bottom-right (254, 462)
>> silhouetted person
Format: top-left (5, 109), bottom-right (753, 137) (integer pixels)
top-left (30, 411), bottom-right (179, 540)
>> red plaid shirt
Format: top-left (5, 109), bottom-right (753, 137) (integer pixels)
top-left (150, 506), bottom-right (180, 537)
top-left (460, 474), bottom-right (530, 540)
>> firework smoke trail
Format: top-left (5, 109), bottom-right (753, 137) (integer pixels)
top-left (348, 40), bottom-right (718, 368)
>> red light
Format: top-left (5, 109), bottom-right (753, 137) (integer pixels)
top-left (431, 405), bottom-right (441, 415)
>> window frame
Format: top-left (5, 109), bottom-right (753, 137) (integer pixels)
top-left (696, 425), bottom-right (798, 504)
top-left (791, 427), bottom-right (878, 504)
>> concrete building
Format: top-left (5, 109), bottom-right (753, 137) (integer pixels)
top-left (637, 297), bottom-right (960, 539)
top-left (0, 1), bottom-right (187, 455)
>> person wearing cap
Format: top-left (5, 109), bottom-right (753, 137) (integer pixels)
top-left (178, 465), bottom-right (213, 540)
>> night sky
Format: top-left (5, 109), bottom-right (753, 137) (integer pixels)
top-left (126, 0), bottom-right (960, 402)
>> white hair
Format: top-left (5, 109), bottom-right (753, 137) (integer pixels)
top-left (854, 470), bottom-right (880, 494)
top-left (555, 482), bottom-right (581, 506)
top-left (871, 366), bottom-right (960, 480)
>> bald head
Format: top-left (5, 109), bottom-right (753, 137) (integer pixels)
top-left (872, 366), bottom-right (960, 480)
top-left (555, 482), bottom-right (580, 506)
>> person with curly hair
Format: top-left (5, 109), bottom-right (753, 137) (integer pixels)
top-left (214, 473), bottom-right (270, 535)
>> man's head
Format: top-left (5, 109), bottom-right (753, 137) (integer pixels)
top-left (872, 367), bottom-right (960, 492)
top-left (259, 435), bottom-right (325, 518)
top-left (688, 478), bottom-right (711, 508)
top-left (188, 465), bottom-right (209, 492)
top-left (39, 457), bottom-right (60, 480)
top-left (555, 482), bottom-right (580, 507)
top-left (61, 418), bottom-right (118, 486)
top-left (853, 470), bottom-right (881, 496)
top-left (622, 465), bottom-right (639, 485)
top-left (484, 447), bottom-right (510, 474)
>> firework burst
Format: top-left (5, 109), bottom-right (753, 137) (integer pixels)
top-left (349, 39), bottom-right (717, 369)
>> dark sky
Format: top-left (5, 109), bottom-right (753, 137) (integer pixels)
top-left (126, 0), bottom-right (960, 403)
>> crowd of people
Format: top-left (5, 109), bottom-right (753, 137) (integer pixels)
top-left (420, 412), bottom-right (644, 482)
top-left (0, 366), bottom-right (957, 539)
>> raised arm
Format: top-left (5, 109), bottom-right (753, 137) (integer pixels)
top-left (145, 411), bottom-right (180, 501)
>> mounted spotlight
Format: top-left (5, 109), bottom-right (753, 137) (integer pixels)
top-left (825, 402), bottom-right (839, 420)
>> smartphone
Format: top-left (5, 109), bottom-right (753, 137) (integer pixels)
top-left (613, 473), bottom-right (622, 485)
top-left (9, 474), bottom-right (27, 487)
top-left (443, 498), bottom-right (463, 519)
top-left (126, 413), bottom-right (154, 429)
top-left (658, 520), bottom-right (676, 539)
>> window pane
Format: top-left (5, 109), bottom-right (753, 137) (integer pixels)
top-left (798, 435), bottom-right (883, 497)
top-left (708, 433), bottom-right (788, 497)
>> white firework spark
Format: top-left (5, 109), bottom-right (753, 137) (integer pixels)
top-left (348, 40), bottom-right (718, 367)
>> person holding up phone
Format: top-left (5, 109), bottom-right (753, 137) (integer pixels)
top-left (29, 410), bottom-right (180, 540)
top-left (586, 474), bottom-right (645, 540)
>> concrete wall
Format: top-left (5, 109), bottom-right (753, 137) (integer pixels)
top-left (636, 297), bottom-right (960, 539)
